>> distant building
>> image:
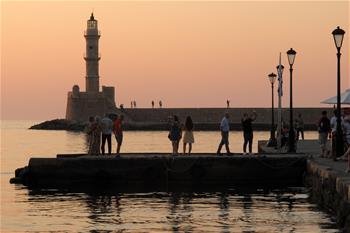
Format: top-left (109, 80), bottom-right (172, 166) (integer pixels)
top-left (66, 13), bottom-right (117, 121)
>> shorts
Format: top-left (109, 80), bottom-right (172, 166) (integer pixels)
top-left (115, 133), bottom-right (123, 144)
top-left (319, 132), bottom-right (328, 148)
top-left (220, 131), bottom-right (229, 145)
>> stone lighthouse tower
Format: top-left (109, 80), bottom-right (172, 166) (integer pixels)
top-left (84, 13), bottom-right (100, 92)
top-left (65, 13), bottom-right (117, 121)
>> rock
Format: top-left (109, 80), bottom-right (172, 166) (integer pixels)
top-left (29, 119), bottom-right (87, 131)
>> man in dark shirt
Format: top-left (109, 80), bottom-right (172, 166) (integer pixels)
top-left (242, 111), bottom-right (257, 155)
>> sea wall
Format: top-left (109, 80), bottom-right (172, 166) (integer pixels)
top-left (123, 107), bottom-right (333, 129)
top-left (305, 160), bottom-right (350, 232)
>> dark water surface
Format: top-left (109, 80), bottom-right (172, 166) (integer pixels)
top-left (1, 121), bottom-right (339, 232)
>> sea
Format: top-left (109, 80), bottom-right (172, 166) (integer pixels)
top-left (0, 120), bottom-right (340, 232)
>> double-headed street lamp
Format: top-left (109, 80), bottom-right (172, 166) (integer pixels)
top-left (287, 48), bottom-right (297, 153)
top-left (332, 26), bottom-right (346, 158)
top-left (267, 72), bottom-right (277, 147)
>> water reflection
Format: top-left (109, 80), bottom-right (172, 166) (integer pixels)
top-left (25, 189), bottom-right (340, 232)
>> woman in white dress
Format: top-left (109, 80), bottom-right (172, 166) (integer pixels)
top-left (183, 116), bottom-right (195, 155)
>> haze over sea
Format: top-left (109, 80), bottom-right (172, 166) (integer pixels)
top-left (0, 120), bottom-right (341, 232)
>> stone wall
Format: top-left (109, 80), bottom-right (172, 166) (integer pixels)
top-left (305, 160), bottom-right (350, 232)
top-left (123, 107), bottom-right (333, 125)
top-left (66, 91), bottom-right (118, 122)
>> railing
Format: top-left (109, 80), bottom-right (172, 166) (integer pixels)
top-left (84, 30), bottom-right (101, 36)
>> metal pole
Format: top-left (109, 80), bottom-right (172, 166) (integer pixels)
top-left (271, 83), bottom-right (275, 140)
top-left (268, 83), bottom-right (276, 146)
top-left (288, 65), bottom-right (296, 153)
top-left (336, 48), bottom-right (344, 159)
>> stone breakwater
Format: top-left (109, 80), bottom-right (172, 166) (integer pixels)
top-left (30, 107), bottom-right (332, 131)
top-left (10, 154), bottom-right (307, 189)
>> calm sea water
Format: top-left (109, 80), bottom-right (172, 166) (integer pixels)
top-left (0, 121), bottom-right (339, 232)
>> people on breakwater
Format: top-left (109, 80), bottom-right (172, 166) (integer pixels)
top-left (217, 113), bottom-right (231, 156)
top-left (101, 114), bottom-right (114, 155)
top-left (168, 115), bottom-right (182, 156)
top-left (87, 116), bottom-right (102, 155)
top-left (183, 116), bottom-right (195, 155)
top-left (241, 111), bottom-right (257, 155)
top-left (114, 115), bottom-right (124, 157)
top-left (318, 111), bottom-right (331, 158)
top-left (295, 113), bottom-right (305, 140)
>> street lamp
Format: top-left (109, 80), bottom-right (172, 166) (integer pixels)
top-left (287, 48), bottom-right (296, 153)
top-left (267, 72), bottom-right (277, 147)
top-left (332, 26), bottom-right (346, 159)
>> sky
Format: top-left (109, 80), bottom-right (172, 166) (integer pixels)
top-left (1, 1), bottom-right (349, 120)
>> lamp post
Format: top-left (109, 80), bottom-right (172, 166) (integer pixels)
top-left (332, 26), bottom-right (346, 158)
top-left (287, 48), bottom-right (296, 153)
top-left (267, 72), bottom-right (277, 147)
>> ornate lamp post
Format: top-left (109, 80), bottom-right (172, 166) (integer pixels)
top-left (287, 48), bottom-right (296, 153)
top-left (267, 72), bottom-right (277, 147)
top-left (332, 26), bottom-right (346, 158)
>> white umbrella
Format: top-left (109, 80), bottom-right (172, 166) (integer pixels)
top-left (321, 89), bottom-right (350, 104)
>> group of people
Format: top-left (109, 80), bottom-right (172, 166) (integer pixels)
top-left (318, 110), bottom-right (350, 173)
top-left (87, 114), bottom-right (124, 157)
top-left (167, 112), bottom-right (258, 156)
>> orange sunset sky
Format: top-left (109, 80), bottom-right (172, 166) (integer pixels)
top-left (1, 1), bottom-right (349, 120)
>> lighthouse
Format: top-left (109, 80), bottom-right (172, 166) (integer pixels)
top-left (84, 13), bottom-right (100, 93)
top-left (66, 13), bottom-right (117, 121)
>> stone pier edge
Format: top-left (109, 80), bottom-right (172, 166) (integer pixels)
top-left (305, 158), bottom-right (350, 232)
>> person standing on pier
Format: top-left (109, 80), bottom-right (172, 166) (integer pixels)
top-left (183, 116), bottom-right (195, 155)
top-left (113, 115), bottom-right (124, 157)
top-left (168, 115), bottom-right (182, 156)
top-left (318, 111), bottom-right (331, 158)
top-left (152, 100), bottom-right (155, 108)
top-left (241, 111), bottom-right (257, 155)
top-left (101, 114), bottom-right (114, 155)
top-left (87, 116), bottom-right (102, 155)
top-left (217, 113), bottom-right (231, 156)
top-left (295, 113), bottom-right (305, 140)
top-left (226, 100), bottom-right (230, 108)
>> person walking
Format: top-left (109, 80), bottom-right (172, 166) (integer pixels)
top-left (159, 100), bottom-right (163, 108)
top-left (295, 113), bottom-right (305, 140)
top-left (100, 114), bottom-right (114, 155)
top-left (241, 111), bottom-right (257, 155)
top-left (113, 115), bottom-right (124, 157)
top-left (226, 100), bottom-right (230, 108)
top-left (318, 111), bottom-right (331, 158)
top-left (217, 113), bottom-right (231, 155)
top-left (87, 116), bottom-right (102, 155)
top-left (183, 116), bottom-right (195, 155)
top-left (152, 101), bottom-right (155, 108)
top-left (168, 115), bottom-right (182, 156)
top-left (330, 110), bottom-right (343, 158)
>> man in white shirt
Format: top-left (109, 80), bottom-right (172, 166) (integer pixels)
top-left (217, 113), bottom-right (231, 155)
top-left (100, 114), bottom-right (114, 155)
